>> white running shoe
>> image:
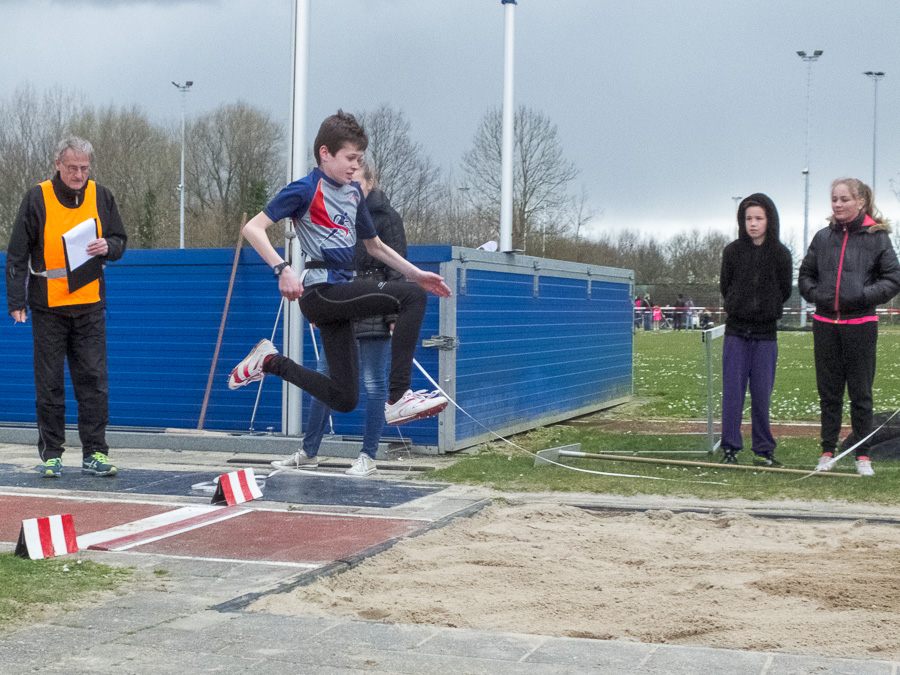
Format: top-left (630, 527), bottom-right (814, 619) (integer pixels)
top-left (815, 455), bottom-right (835, 472)
top-left (856, 459), bottom-right (875, 477)
top-left (228, 339), bottom-right (278, 389)
top-left (345, 453), bottom-right (377, 477)
top-left (384, 389), bottom-right (448, 426)
top-left (271, 449), bottom-right (318, 470)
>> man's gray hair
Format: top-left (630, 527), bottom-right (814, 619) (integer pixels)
top-left (56, 137), bottom-right (94, 162)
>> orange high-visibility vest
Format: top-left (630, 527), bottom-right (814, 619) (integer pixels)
top-left (40, 180), bottom-right (102, 307)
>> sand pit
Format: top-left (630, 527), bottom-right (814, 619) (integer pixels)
top-left (253, 502), bottom-right (900, 660)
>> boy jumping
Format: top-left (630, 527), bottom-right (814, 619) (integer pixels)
top-left (228, 111), bottom-right (449, 425)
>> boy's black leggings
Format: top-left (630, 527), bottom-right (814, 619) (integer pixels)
top-left (813, 320), bottom-right (878, 458)
top-left (263, 279), bottom-right (427, 412)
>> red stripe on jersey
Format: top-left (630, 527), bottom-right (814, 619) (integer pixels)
top-left (310, 181), bottom-right (349, 236)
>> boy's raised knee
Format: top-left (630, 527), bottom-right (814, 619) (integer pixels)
top-left (330, 393), bottom-right (359, 414)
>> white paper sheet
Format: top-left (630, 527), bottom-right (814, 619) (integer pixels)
top-left (61, 218), bottom-right (98, 270)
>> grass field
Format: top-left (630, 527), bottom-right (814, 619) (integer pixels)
top-left (633, 328), bottom-right (900, 421)
top-left (432, 328), bottom-right (900, 503)
top-left (0, 554), bottom-right (133, 631)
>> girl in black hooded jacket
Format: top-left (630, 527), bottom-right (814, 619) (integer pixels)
top-left (798, 178), bottom-right (900, 476)
top-left (719, 193), bottom-right (792, 465)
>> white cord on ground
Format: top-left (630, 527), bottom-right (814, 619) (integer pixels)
top-left (801, 407), bottom-right (900, 479)
top-left (412, 359), bottom-right (726, 485)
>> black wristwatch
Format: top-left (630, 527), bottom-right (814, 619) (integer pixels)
top-left (272, 262), bottom-right (290, 278)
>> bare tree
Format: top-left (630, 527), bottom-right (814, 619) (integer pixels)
top-left (356, 104), bottom-right (443, 242)
top-left (666, 229), bottom-right (730, 285)
top-left (461, 106), bottom-right (579, 253)
top-left (185, 102), bottom-right (285, 247)
top-left (69, 106), bottom-right (180, 248)
top-left (0, 85), bottom-right (84, 246)
top-left (612, 230), bottom-right (668, 285)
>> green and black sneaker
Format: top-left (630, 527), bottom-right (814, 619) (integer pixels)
top-left (753, 453), bottom-right (782, 468)
top-left (37, 457), bottom-right (62, 477)
top-left (82, 452), bottom-right (117, 476)
top-left (721, 449), bottom-right (739, 465)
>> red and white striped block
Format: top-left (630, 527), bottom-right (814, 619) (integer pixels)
top-left (15, 514), bottom-right (79, 560)
top-left (211, 467), bottom-right (263, 506)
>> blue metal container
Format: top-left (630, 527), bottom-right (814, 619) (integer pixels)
top-left (1, 246), bottom-right (633, 452)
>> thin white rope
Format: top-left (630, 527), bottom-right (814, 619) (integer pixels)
top-left (796, 406), bottom-right (900, 480)
top-left (249, 298), bottom-right (284, 431)
top-left (411, 359), bottom-right (726, 485)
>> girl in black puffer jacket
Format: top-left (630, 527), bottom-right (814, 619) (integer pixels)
top-left (798, 178), bottom-right (900, 476)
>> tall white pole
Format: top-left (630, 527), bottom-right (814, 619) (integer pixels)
top-left (172, 81), bottom-right (192, 248)
top-left (283, 0), bottom-right (309, 437)
top-left (179, 100), bottom-right (185, 249)
top-left (864, 71), bottom-right (885, 196)
top-left (797, 51), bottom-right (822, 328)
top-left (499, 0), bottom-right (516, 253)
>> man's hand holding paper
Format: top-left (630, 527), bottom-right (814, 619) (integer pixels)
top-left (86, 238), bottom-right (108, 257)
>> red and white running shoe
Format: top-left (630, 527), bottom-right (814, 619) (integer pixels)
top-left (385, 389), bottom-right (448, 425)
top-left (228, 339), bottom-right (278, 390)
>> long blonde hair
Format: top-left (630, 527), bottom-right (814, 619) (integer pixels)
top-left (829, 178), bottom-right (888, 227)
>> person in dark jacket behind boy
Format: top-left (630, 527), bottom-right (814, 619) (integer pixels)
top-left (799, 178), bottom-right (900, 476)
top-left (719, 193), bottom-right (792, 466)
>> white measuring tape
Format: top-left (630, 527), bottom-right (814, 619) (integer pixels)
top-left (796, 406), bottom-right (900, 480)
top-left (411, 359), bottom-right (727, 485)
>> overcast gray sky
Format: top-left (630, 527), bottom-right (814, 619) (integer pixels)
top-left (5, 0), bottom-right (899, 247)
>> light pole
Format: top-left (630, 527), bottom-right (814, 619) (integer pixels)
top-left (863, 71), bottom-right (885, 196)
top-left (172, 81), bottom-right (193, 249)
top-left (797, 50), bottom-right (822, 328)
top-left (499, 0), bottom-right (516, 253)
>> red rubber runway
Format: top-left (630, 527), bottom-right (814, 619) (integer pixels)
top-left (0, 492), bottom-right (428, 568)
top-left (131, 511), bottom-right (426, 564)
top-left (0, 495), bottom-right (173, 543)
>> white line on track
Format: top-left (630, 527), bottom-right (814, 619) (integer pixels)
top-left (77, 505), bottom-right (240, 551)
top-left (102, 509), bottom-right (249, 551)
top-left (81, 549), bottom-right (322, 569)
top-left (0, 490), bottom-right (433, 520)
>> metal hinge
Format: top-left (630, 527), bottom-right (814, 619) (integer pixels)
top-left (422, 335), bottom-right (460, 350)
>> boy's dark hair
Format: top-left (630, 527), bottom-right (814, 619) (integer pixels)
top-left (313, 110), bottom-right (367, 165)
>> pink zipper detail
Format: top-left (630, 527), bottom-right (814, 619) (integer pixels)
top-left (834, 228), bottom-right (849, 321)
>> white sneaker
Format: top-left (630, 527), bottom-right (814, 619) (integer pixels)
top-left (384, 389), bottom-right (448, 425)
top-left (856, 459), bottom-right (875, 477)
top-left (228, 339), bottom-right (278, 389)
top-left (815, 455), bottom-right (835, 472)
top-left (271, 449), bottom-right (318, 470)
top-left (345, 453), bottom-right (377, 477)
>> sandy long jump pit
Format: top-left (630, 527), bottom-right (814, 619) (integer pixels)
top-left (253, 502), bottom-right (900, 660)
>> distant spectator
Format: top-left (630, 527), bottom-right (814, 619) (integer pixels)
top-left (685, 297), bottom-right (695, 330)
top-left (642, 293), bottom-right (653, 331)
top-left (674, 293), bottom-right (686, 330)
top-left (652, 305), bottom-right (662, 331)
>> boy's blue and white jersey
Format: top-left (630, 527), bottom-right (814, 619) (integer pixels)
top-left (264, 167), bottom-right (376, 286)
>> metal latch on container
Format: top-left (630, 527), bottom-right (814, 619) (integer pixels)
top-left (422, 335), bottom-right (460, 350)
